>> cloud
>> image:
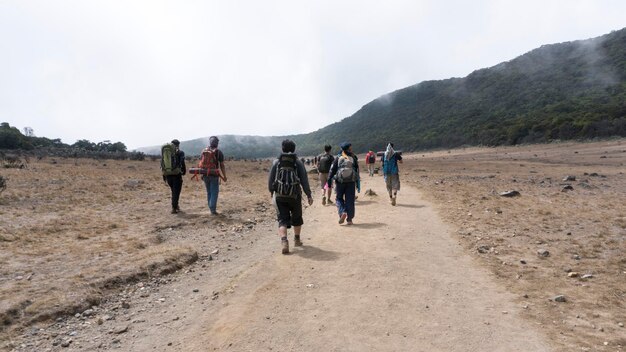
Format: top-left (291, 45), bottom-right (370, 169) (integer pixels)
top-left (1, 0), bottom-right (625, 149)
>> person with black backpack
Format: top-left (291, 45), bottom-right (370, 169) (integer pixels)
top-left (316, 144), bottom-right (334, 205)
top-left (327, 142), bottom-right (360, 225)
top-left (161, 139), bottom-right (187, 214)
top-left (268, 139), bottom-right (313, 254)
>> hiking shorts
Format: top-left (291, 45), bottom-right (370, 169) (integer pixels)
top-left (319, 173), bottom-right (330, 189)
top-left (273, 194), bottom-right (303, 228)
top-left (385, 174), bottom-right (401, 192)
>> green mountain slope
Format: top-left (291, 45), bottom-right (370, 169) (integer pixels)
top-left (290, 27), bottom-right (626, 155)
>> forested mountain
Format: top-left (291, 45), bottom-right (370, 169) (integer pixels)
top-left (289, 27), bottom-right (626, 155)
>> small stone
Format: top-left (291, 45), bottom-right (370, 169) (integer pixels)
top-left (68, 331), bottom-right (77, 336)
top-left (193, 289), bottom-right (199, 293)
top-left (567, 272), bottom-right (579, 278)
top-left (520, 260), bottom-right (527, 264)
top-left (83, 309), bottom-right (94, 316)
top-left (97, 318), bottom-right (104, 325)
top-left (563, 175), bottom-right (576, 181)
top-left (572, 254), bottom-right (581, 260)
top-left (552, 295), bottom-right (567, 302)
top-left (618, 322), bottom-right (624, 327)
top-left (499, 190), bottom-right (520, 197)
top-left (121, 302), bottom-right (130, 309)
top-left (61, 339), bottom-right (72, 348)
top-left (561, 185), bottom-right (574, 192)
top-left (211, 249), bottom-right (219, 255)
top-left (581, 274), bottom-right (593, 279)
top-left (113, 325), bottom-right (129, 334)
top-left (537, 249), bottom-right (550, 257)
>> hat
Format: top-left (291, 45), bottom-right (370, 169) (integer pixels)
top-left (340, 142), bottom-right (351, 151)
top-left (171, 139), bottom-right (180, 146)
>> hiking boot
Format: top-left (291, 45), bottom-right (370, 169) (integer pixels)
top-left (391, 197), bottom-right (396, 206)
top-left (346, 220), bottom-right (353, 225)
top-left (322, 196), bottom-right (326, 206)
top-left (171, 208), bottom-right (178, 214)
top-left (294, 236), bottom-right (303, 247)
top-left (339, 213), bottom-right (347, 224)
top-left (281, 239), bottom-right (289, 254)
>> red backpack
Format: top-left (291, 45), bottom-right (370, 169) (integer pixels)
top-left (199, 148), bottom-right (220, 176)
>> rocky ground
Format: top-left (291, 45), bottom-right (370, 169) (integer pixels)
top-left (0, 139), bottom-right (624, 351)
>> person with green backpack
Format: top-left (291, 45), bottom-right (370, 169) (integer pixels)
top-left (161, 139), bottom-right (187, 214)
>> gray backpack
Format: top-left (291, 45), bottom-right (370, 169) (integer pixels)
top-left (335, 155), bottom-right (357, 183)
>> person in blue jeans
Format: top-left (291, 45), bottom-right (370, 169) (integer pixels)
top-left (327, 142), bottom-right (360, 225)
top-left (200, 136), bottom-right (227, 215)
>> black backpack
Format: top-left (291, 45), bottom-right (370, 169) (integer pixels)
top-left (317, 154), bottom-right (332, 173)
top-left (273, 154), bottom-right (301, 199)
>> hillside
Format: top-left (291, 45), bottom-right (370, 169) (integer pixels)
top-left (290, 27), bottom-right (626, 155)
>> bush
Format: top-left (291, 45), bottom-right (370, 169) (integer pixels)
top-left (0, 175), bottom-right (6, 194)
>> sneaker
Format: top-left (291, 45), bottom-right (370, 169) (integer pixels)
top-left (346, 220), bottom-right (353, 225)
top-left (171, 208), bottom-right (178, 214)
top-left (391, 197), bottom-right (396, 206)
top-left (281, 239), bottom-right (289, 254)
top-left (294, 236), bottom-right (303, 247)
top-left (339, 213), bottom-right (347, 224)
top-left (322, 196), bottom-right (326, 206)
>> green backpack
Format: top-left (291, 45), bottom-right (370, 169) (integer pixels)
top-left (161, 143), bottom-right (181, 176)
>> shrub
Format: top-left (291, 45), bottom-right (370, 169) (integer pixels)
top-left (0, 175), bottom-right (6, 194)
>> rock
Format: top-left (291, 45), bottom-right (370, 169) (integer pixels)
top-left (552, 295), bottom-right (567, 302)
top-left (113, 325), bottom-right (129, 334)
top-left (561, 185), bottom-right (574, 192)
top-left (364, 189), bottom-right (377, 196)
top-left (61, 339), bottom-right (72, 348)
top-left (121, 302), bottom-right (130, 309)
top-left (499, 190), bottom-right (520, 197)
top-left (581, 274), bottom-right (593, 279)
top-left (619, 322), bottom-right (624, 327)
top-left (193, 289), bottom-right (199, 293)
top-left (537, 249), bottom-right (550, 257)
top-left (567, 272), bottom-right (579, 278)
top-left (83, 309), bottom-right (94, 316)
top-left (572, 254), bottom-right (581, 260)
top-left (123, 179), bottom-right (144, 189)
top-left (97, 318), bottom-right (104, 325)
top-left (211, 249), bottom-right (219, 255)
top-left (563, 175), bottom-right (576, 181)
top-left (477, 245), bottom-right (491, 254)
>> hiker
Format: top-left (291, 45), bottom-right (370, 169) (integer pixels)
top-left (382, 142), bottom-right (403, 206)
top-left (199, 136), bottom-right (227, 215)
top-left (365, 150), bottom-right (376, 176)
top-left (327, 142), bottom-right (360, 225)
top-left (316, 144), bottom-right (335, 205)
top-left (268, 139), bottom-right (313, 254)
top-left (161, 139), bottom-right (186, 214)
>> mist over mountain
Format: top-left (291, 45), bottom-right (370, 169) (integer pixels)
top-left (142, 27), bottom-right (626, 158)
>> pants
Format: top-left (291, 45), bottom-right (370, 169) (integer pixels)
top-left (335, 181), bottom-right (356, 221)
top-left (166, 175), bottom-right (183, 209)
top-left (202, 175), bottom-right (220, 213)
top-left (367, 163), bottom-right (374, 176)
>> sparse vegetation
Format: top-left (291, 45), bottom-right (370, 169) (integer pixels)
top-left (0, 175), bottom-right (6, 194)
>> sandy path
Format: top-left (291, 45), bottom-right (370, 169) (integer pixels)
top-left (132, 175), bottom-right (553, 352)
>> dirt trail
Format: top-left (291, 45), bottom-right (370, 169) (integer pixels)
top-left (124, 175), bottom-right (553, 351)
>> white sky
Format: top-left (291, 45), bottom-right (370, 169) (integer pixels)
top-left (1, 0), bottom-right (625, 149)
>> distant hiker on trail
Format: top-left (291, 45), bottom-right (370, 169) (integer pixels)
top-left (316, 144), bottom-right (335, 206)
top-left (268, 139), bottom-right (313, 254)
top-left (365, 150), bottom-right (376, 177)
top-left (161, 139), bottom-right (187, 214)
top-left (327, 142), bottom-right (360, 225)
top-left (382, 142), bottom-right (403, 206)
top-left (198, 136), bottom-right (227, 215)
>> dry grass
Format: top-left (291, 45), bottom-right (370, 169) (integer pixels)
top-left (403, 139), bottom-right (626, 351)
top-left (0, 156), bottom-right (271, 340)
